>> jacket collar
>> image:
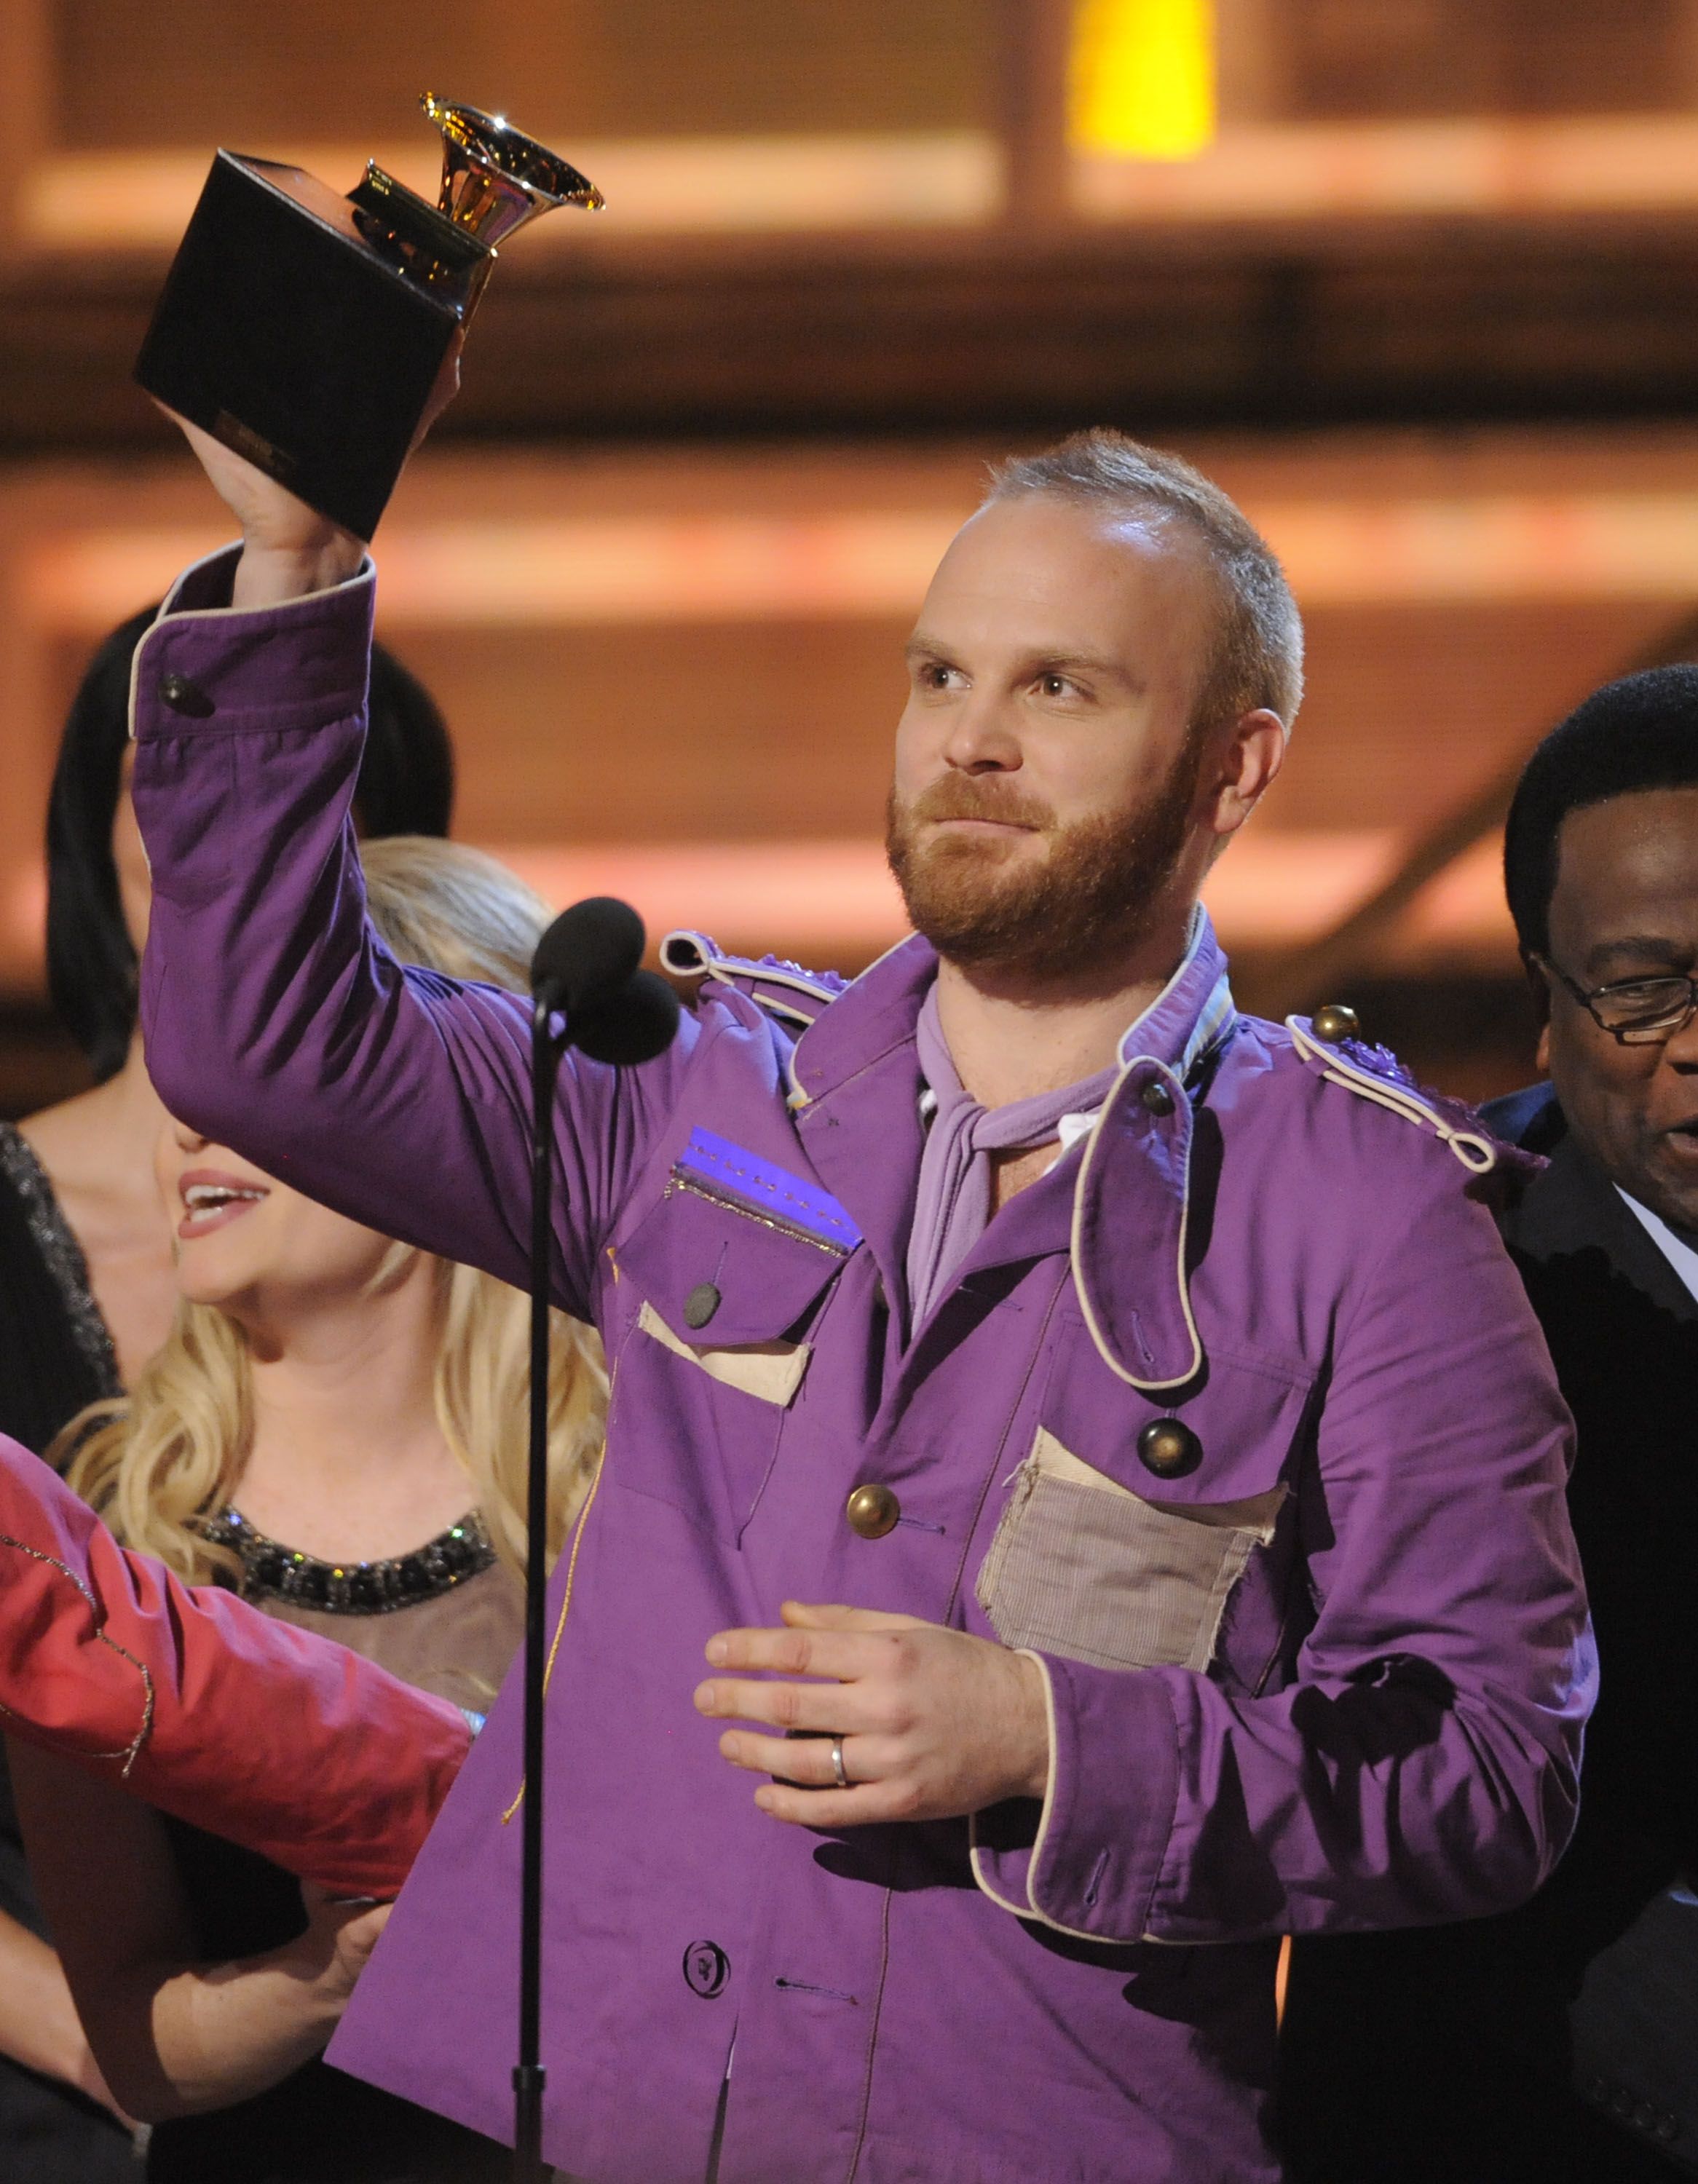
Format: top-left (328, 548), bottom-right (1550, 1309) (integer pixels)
top-left (1066, 909), bottom-right (1235, 1391)
top-left (788, 931), bottom-right (937, 1110)
top-left (1115, 905), bottom-right (1236, 1086)
top-left (791, 912), bottom-right (1236, 1387)
top-left (790, 911), bottom-right (1233, 1105)
top-left (789, 935), bottom-right (936, 1320)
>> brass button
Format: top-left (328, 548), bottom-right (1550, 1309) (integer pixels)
top-left (1137, 1419), bottom-right (1203, 1479)
top-left (158, 670), bottom-right (214, 717)
top-left (1311, 1002), bottom-right (1360, 1045)
top-left (1139, 1078), bottom-right (1176, 1116)
top-left (683, 1281), bottom-right (721, 1330)
top-left (845, 1483), bottom-right (901, 1539)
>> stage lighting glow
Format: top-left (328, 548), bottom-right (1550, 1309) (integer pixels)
top-left (1070, 0), bottom-right (1216, 162)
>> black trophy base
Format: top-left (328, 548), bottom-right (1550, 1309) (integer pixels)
top-left (135, 152), bottom-right (469, 541)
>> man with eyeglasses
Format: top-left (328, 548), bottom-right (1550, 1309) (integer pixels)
top-left (1283, 665), bottom-right (1698, 2184)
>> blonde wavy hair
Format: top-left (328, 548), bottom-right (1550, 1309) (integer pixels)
top-left (58, 836), bottom-right (606, 1588)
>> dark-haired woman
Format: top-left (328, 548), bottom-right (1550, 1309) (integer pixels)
top-left (0, 604), bottom-right (455, 2180)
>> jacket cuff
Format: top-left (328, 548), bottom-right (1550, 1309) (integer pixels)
top-left (969, 1649), bottom-right (1180, 1942)
top-left (130, 544), bottom-right (376, 743)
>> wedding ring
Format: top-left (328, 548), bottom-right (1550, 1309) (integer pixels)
top-left (830, 1735), bottom-right (848, 1789)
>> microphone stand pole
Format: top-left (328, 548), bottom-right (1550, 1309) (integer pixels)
top-left (508, 895), bottom-right (676, 2183)
top-left (515, 994), bottom-right (565, 2184)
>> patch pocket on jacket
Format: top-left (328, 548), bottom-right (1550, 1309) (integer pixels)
top-left (975, 1427), bottom-right (1287, 1674)
top-left (636, 1299), bottom-right (810, 1408)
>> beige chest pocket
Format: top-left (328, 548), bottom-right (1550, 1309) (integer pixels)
top-left (636, 1299), bottom-right (811, 1407)
top-left (975, 1428), bottom-right (1287, 1674)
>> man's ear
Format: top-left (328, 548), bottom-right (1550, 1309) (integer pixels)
top-left (1208, 708), bottom-right (1287, 843)
top-left (1520, 950), bottom-right (1552, 1072)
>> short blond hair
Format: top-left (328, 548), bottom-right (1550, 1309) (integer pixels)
top-left (986, 428), bottom-right (1304, 734)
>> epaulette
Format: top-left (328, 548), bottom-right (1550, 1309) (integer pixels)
top-left (1286, 1012), bottom-right (1498, 1175)
top-left (659, 931), bottom-right (848, 1031)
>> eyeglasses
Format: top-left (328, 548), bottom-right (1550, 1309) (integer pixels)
top-left (1534, 954), bottom-right (1698, 1045)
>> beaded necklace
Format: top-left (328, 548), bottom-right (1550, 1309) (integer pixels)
top-left (202, 1505), bottom-right (497, 1615)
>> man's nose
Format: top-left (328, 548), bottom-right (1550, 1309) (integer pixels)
top-left (1660, 1002), bottom-right (1698, 1071)
top-left (940, 692), bottom-right (1022, 773)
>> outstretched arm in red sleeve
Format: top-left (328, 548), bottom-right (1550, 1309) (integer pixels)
top-left (0, 1433), bottom-right (469, 1897)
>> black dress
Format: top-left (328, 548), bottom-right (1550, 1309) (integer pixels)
top-left (0, 1123), bottom-right (135, 2180)
top-left (142, 1515), bottom-right (523, 2184)
top-left (0, 1122), bottom-right (122, 1460)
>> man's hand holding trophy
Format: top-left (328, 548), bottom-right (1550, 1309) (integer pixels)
top-left (136, 95), bottom-right (601, 542)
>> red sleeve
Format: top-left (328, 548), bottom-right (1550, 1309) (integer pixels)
top-left (0, 1434), bottom-right (470, 1896)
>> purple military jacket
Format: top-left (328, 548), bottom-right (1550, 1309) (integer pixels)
top-left (130, 551), bottom-right (1592, 2184)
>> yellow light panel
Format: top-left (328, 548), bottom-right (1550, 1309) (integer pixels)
top-left (1070, 0), bottom-right (1217, 162)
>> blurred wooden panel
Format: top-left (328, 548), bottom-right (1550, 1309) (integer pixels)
top-left (395, 620), bottom-right (909, 844)
top-left (46, 0), bottom-right (1698, 154)
top-left (22, 224), bottom-right (1698, 462)
top-left (1494, 0), bottom-right (1696, 114)
top-left (1279, 0), bottom-right (1691, 121)
top-left (1272, 600), bottom-right (1673, 834)
top-left (51, 0), bottom-right (995, 146)
top-left (1286, 0), bottom-right (1482, 119)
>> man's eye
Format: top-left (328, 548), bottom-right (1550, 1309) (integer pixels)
top-left (1592, 977), bottom-right (1692, 1027)
top-left (1037, 673), bottom-right (1075, 698)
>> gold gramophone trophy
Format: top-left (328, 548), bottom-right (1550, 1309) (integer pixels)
top-left (135, 96), bottom-right (602, 539)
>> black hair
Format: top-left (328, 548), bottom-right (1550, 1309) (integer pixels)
top-left (1503, 663), bottom-right (1698, 962)
top-left (45, 609), bottom-right (457, 1083)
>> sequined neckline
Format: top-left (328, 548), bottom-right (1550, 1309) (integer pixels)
top-left (0, 1123), bottom-right (122, 1398)
top-left (202, 1506), bottom-right (498, 1615)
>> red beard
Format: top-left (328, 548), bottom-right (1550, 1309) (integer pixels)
top-left (885, 739), bottom-right (1204, 981)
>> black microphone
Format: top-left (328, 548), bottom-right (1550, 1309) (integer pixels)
top-left (570, 971), bottom-right (680, 1066)
top-left (513, 898), bottom-right (679, 2184)
top-left (530, 895), bottom-right (644, 1017)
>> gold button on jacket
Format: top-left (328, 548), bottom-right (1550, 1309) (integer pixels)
top-left (845, 1482), bottom-right (901, 1539)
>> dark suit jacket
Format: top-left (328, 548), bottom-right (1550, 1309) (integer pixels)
top-left (1279, 1087), bottom-right (1698, 2183)
top-left (1488, 1089), bottom-right (1698, 1934)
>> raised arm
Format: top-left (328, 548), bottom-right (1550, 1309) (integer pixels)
top-left (130, 419), bottom-right (693, 1311)
top-left (0, 1434), bottom-right (467, 1896)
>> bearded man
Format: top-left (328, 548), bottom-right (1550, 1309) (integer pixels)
top-left (126, 424), bottom-right (1592, 2184)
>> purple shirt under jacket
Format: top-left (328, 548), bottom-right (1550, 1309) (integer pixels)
top-left (130, 549), bottom-right (1592, 2184)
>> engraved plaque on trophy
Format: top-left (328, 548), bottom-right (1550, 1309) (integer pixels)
top-left (135, 95), bottom-right (603, 540)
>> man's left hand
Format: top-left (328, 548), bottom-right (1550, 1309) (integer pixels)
top-left (695, 1602), bottom-right (1051, 1827)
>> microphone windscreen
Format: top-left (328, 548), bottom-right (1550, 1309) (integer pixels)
top-left (532, 898), bottom-right (645, 1014)
top-left (571, 971), bottom-right (682, 1067)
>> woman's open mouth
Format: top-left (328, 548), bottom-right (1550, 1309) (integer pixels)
top-left (178, 1169), bottom-right (269, 1240)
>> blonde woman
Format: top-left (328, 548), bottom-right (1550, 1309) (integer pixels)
top-left (12, 838), bottom-right (605, 2184)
